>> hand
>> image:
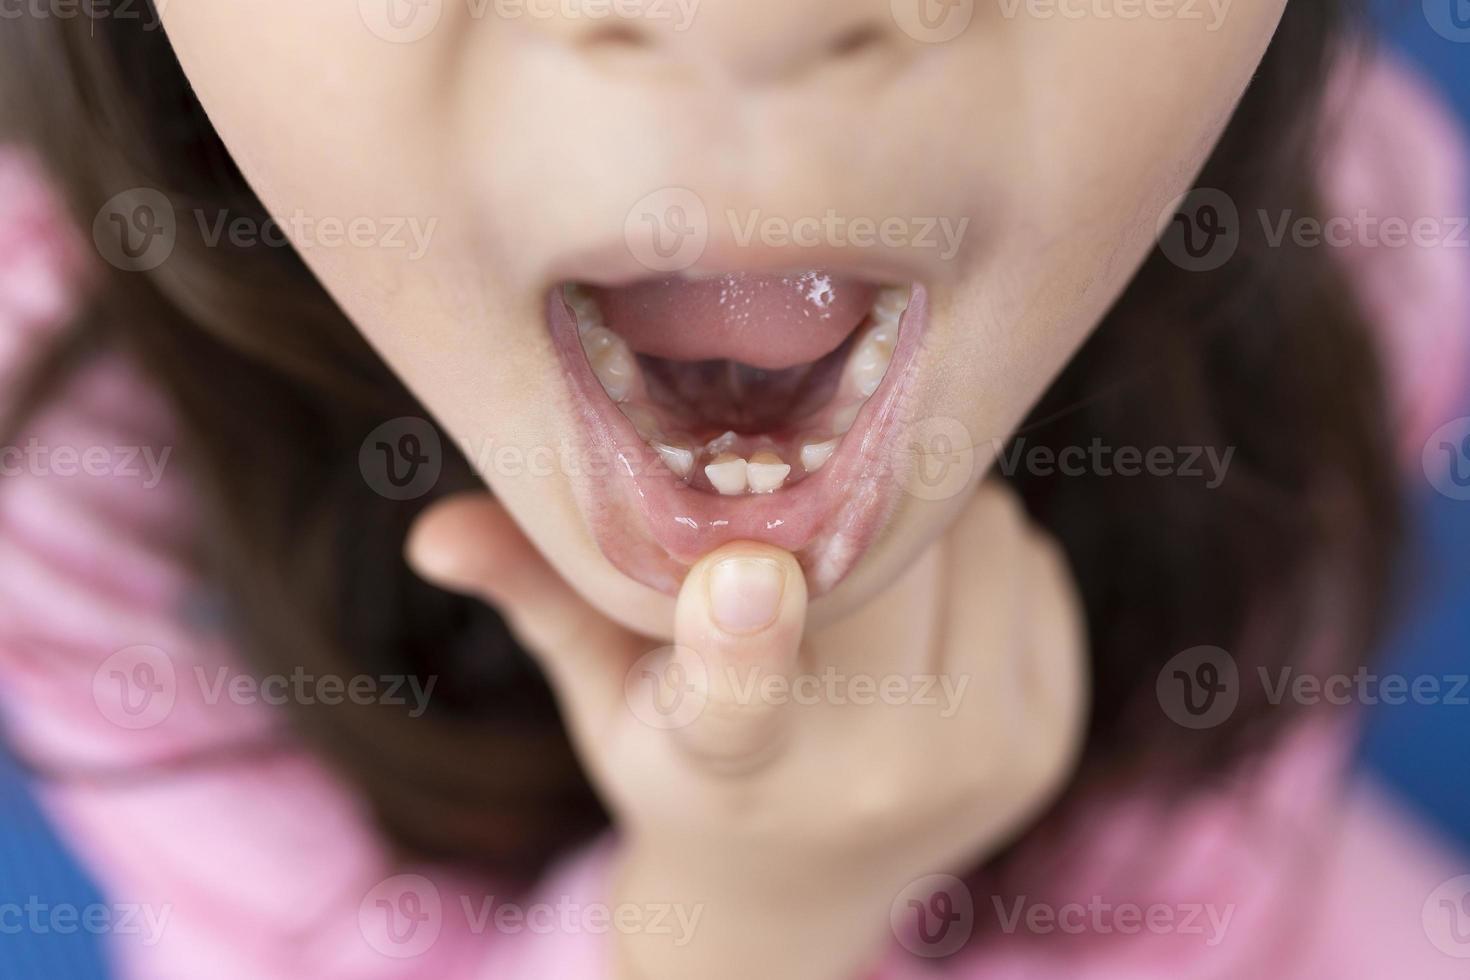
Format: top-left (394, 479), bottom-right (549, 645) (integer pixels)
top-left (408, 480), bottom-right (1087, 980)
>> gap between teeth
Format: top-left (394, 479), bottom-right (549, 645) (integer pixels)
top-left (567, 282), bottom-right (907, 495)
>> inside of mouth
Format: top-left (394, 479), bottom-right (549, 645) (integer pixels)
top-left (564, 273), bottom-right (909, 495)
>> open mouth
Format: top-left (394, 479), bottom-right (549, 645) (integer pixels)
top-left (547, 271), bottom-right (926, 595)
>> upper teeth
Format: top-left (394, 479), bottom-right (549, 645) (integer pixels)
top-left (564, 284), bottom-right (603, 333)
top-left (847, 320), bottom-right (897, 398)
top-left (565, 283), bottom-right (910, 495)
top-left (872, 285), bottom-right (909, 320)
top-left (582, 326), bottom-right (636, 403)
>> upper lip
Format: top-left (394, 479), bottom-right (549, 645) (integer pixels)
top-left (543, 238), bottom-right (950, 293)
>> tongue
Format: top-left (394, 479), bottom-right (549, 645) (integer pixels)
top-left (590, 272), bottom-right (878, 370)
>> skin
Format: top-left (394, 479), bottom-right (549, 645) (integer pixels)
top-left (157, 2), bottom-right (1288, 975)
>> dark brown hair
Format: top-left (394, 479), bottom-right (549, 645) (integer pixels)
top-left (0, 1), bottom-right (1397, 884)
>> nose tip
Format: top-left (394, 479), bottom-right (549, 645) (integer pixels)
top-left (551, 1), bottom-right (913, 89)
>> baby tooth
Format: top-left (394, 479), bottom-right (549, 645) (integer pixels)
top-left (704, 453), bottom-right (749, 496)
top-left (746, 451), bottom-right (791, 493)
top-left (651, 438), bottom-right (695, 479)
top-left (832, 402), bottom-right (862, 434)
top-left (867, 318), bottom-right (898, 347)
top-left (704, 430), bottom-right (739, 456)
top-left (620, 404), bottom-right (662, 439)
top-left (873, 286), bottom-right (910, 319)
top-left (563, 284), bottom-right (603, 332)
top-left (580, 325), bottom-right (618, 355)
top-left (799, 437), bottom-right (839, 474)
top-left (584, 328), bottom-right (635, 403)
top-left (849, 327), bottom-right (895, 398)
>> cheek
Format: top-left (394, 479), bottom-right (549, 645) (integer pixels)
top-left (158, 1), bottom-right (458, 305)
top-left (159, 1), bottom-right (545, 432)
top-left (1027, 9), bottom-right (1286, 219)
top-left (946, 8), bottom-right (1288, 402)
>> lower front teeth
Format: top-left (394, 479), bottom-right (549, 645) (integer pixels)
top-left (705, 454), bottom-right (749, 495)
top-left (620, 403), bottom-right (662, 439)
top-left (651, 437), bottom-right (696, 478)
top-left (746, 451), bottom-right (792, 493)
top-left (799, 437), bottom-right (838, 473)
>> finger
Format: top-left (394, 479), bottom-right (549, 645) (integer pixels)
top-left (406, 492), bottom-right (638, 733)
top-left (669, 541), bottom-right (807, 771)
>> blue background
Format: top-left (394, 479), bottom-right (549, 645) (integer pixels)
top-left (1, 3), bottom-right (1467, 976)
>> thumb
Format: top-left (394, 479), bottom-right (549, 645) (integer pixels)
top-left (667, 542), bottom-right (807, 771)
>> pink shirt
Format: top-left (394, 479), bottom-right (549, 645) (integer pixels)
top-left (0, 53), bottom-right (1468, 979)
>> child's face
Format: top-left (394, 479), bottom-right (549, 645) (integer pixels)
top-left (160, 1), bottom-right (1284, 634)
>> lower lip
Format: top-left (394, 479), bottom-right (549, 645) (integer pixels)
top-left (546, 286), bottom-right (929, 596)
